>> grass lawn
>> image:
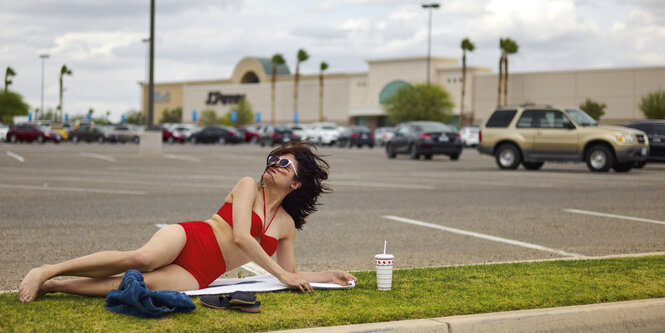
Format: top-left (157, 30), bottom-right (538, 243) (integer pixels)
top-left (2, 255), bottom-right (664, 332)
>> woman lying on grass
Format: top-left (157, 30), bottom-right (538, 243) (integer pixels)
top-left (19, 141), bottom-right (357, 302)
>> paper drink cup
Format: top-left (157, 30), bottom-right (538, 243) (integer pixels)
top-left (375, 254), bottom-right (394, 290)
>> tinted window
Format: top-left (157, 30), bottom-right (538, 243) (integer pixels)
top-left (626, 124), bottom-right (651, 133)
top-left (486, 110), bottom-right (516, 128)
top-left (414, 123), bottom-right (452, 132)
top-left (538, 110), bottom-right (571, 129)
top-left (655, 125), bottom-right (665, 136)
top-left (516, 110), bottom-right (536, 128)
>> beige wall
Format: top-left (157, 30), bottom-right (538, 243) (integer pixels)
top-left (141, 82), bottom-right (184, 123)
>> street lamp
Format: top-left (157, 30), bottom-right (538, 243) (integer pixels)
top-left (422, 2), bottom-right (440, 85)
top-left (142, 38), bottom-right (150, 117)
top-left (39, 54), bottom-right (49, 121)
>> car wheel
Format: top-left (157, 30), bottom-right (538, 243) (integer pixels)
top-left (260, 139), bottom-right (266, 147)
top-left (424, 154), bottom-right (433, 160)
top-left (409, 144), bottom-right (420, 160)
top-left (167, 137), bottom-right (174, 144)
top-left (585, 145), bottom-right (613, 172)
top-left (495, 144), bottom-right (521, 169)
top-left (369, 144), bottom-right (374, 149)
top-left (523, 161), bottom-right (544, 170)
top-left (37, 135), bottom-right (44, 144)
top-left (386, 143), bottom-right (396, 159)
top-left (133, 136), bottom-right (140, 144)
top-left (72, 135), bottom-right (79, 144)
top-left (218, 137), bottom-right (226, 145)
top-left (98, 136), bottom-right (104, 143)
top-left (449, 153), bottom-right (460, 161)
top-left (9, 134), bottom-right (17, 143)
top-left (612, 162), bottom-right (633, 173)
top-left (634, 161), bottom-right (647, 168)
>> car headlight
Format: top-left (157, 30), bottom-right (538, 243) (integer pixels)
top-left (616, 134), bottom-right (635, 144)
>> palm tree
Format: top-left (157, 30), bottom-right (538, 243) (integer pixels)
top-left (501, 38), bottom-right (519, 106)
top-left (58, 65), bottom-right (73, 122)
top-left (4, 67), bottom-right (16, 92)
top-left (293, 48), bottom-right (309, 122)
top-left (318, 61), bottom-right (328, 122)
top-left (459, 38), bottom-right (475, 129)
top-left (270, 54), bottom-right (286, 124)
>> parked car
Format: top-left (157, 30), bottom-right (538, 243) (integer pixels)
top-left (0, 123), bottom-right (8, 141)
top-left (477, 105), bottom-right (648, 172)
top-left (48, 123), bottom-right (69, 141)
top-left (112, 124), bottom-right (142, 143)
top-left (147, 124), bottom-right (182, 143)
top-left (235, 125), bottom-right (260, 143)
top-left (190, 126), bottom-right (243, 144)
top-left (623, 120), bottom-right (665, 167)
top-left (386, 121), bottom-right (463, 160)
top-left (6, 123), bottom-right (63, 143)
top-left (337, 126), bottom-right (375, 148)
top-left (98, 125), bottom-right (120, 143)
top-left (258, 125), bottom-right (300, 147)
top-left (306, 122), bottom-right (343, 146)
top-left (374, 127), bottom-right (395, 146)
top-left (287, 123), bottom-right (310, 142)
top-left (69, 123), bottom-right (105, 143)
top-left (459, 125), bottom-right (480, 147)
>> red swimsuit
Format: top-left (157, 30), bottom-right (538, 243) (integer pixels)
top-left (172, 190), bottom-right (279, 289)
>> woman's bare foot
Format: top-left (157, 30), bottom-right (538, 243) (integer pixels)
top-left (18, 267), bottom-right (50, 303)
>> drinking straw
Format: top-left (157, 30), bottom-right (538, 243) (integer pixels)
top-left (383, 240), bottom-right (387, 255)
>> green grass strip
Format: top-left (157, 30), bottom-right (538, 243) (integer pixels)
top-left (2, 255), bottom-right (664, 332)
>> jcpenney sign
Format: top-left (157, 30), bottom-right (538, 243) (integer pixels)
top-left (205, 91), bottom-right (245, 105)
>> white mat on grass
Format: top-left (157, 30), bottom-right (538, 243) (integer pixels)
top-left (184, 274), bottom-right (355, 296)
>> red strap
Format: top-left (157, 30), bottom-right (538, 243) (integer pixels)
top-left (262, 188), bottom-right (279, 234)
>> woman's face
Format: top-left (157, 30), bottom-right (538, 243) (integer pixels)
top-left (264, 153), bottom-right (300, 189)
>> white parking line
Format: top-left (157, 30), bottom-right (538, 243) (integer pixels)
top-left (383, 215), bottom-right (584, 258)
top-left (153, 224), bottom-right (269, 276)
top-left (0, 184), bottom-right (145, 195)
top-left (6, 151), bottom-right (25, 162)
top-left (163, 154), bottom-right (201, 163)
top-left (329, 181), bottom-right (435, 190)
top-left (80, 152), bottom-right (116, 162)
top-left (564, 209), bottom-right (665, 226)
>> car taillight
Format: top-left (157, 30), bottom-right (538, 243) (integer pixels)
top-left (420, 133), bottom-right (431, 139)
top-left (456, 133), bottom-right (461, 139)
top-left (478, 130), bottom-right (482, 143)
top-left (229, 132), bottom-right (235, 136)
top-left (352, 133), bottom-right (359, 138)
top-left (370, 133), bottom-right (375, 138)
top-left (273, 133), bottom-right (279, 138)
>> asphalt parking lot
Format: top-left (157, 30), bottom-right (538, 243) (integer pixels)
top-left (2, 142), bottom-right (664, 291)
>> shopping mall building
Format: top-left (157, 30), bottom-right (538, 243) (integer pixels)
top-left (141, 56), bottom-right (665, 128)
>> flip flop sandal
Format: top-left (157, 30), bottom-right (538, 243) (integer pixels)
top-left (228, 291), bottom-right (257, 305)
top-left (200, 295), bottom-right (262, 313)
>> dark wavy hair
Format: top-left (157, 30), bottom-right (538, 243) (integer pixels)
top-left (260, 141), bottom-right (331, 230)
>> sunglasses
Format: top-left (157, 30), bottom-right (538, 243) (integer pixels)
top-left (267, 155), bottom-right (299, 178)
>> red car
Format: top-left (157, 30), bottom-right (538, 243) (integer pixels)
top-left (148, 125), bottom-right (182, 143)
top-left (6, 123), bottom-right (62, 143)
top-left (236, 125), bottom-right (261, 143)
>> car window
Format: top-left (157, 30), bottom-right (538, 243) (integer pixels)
top-left (397, 126), bottom-right (409, 135)
top-left (538, 110), bottom-right (571, 129)
top-left (516, 110), bottom-right (536, 128)
top-left (565, 109), bottom-right (597, 126)
top-left (486, 110), bottom-right (516, 128)
top-left (655, 125), bottom-right (665, 136)
top-left (626, 124), bottom-right (651, 133)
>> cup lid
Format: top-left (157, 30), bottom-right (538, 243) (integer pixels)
top-left (375, 254), bottom-right (394, 259)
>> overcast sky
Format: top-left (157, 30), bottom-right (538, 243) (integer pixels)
top-left (2, 0), bottom-right (664, 122)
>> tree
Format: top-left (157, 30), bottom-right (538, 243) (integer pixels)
top-left (219, 98), bottom-right (254, 126)
top-left (0, 90), bottom-right (29, 123)
top-left (319, 61), bottom-right (328, 122)
top-left (579, 98), bottom-right (606, 121)
top-left (460, 38), bottom-right (475, 128)
top-left (293, 48), bottom-right (309, 122)
top-left (159, 107), bottom-right (182, 123)
top-left (270, 53), bottom-right (286, 124)
top-left (639, 89), bottom-right (665, 119)
top-left (5, 67), bottom-right (16, 93)
top-left (123, 109), bottom-right (143, 125)
top-left (383, 83), bottom-right (454, 123)
top-left (37, 108), bottom-right (56, 121)
top-left (198, 110), bottom-right (218, 126)
top-left (500, 38), bottom-right (519, 106)
top-left (58, 65), bottom-right (73, 122)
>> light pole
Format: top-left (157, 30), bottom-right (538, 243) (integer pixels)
top-left (142, 38), bottom-right (150, 117)
top-left (422, 3), bottom-right (440, 86)
top-left (39, 54), bottom-right (49, 121)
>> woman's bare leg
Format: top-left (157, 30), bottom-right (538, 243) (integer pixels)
top-left (19, 224), bottom-right (187, 302)
top-left (41, 264), bottom-right (199, 297)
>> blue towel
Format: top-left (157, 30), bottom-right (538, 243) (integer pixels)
top-left (105, 270), bottom-right (196, 318)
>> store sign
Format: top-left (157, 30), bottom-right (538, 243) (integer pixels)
top-left (205, 91), bottom-right (244, 105)
top-left (154, 92), bottom-right (170, 102)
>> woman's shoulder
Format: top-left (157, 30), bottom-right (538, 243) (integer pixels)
top-left (227, 177), bottom-right (259, 203)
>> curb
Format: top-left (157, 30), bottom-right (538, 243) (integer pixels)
top-left (274, 298), bottom-right (665, 333)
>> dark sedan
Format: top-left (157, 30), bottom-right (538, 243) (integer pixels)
top-left (386, 121), bottom-right (463, 160)
top-left (6, 123), bottom-right (62, 143)
top-left (337, 126), bottom-right (375, 148)
top-left (69, 124), bottom-right (105, 143)
top-left (190, 126), bottom-right (243, 144)
top-left (623, 120), bottom-right (665, 167)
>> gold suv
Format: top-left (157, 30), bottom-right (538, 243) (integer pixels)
top-left (477, 105), bottom-right (649, 172)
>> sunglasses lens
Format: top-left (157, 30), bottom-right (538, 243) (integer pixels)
top-left (267, 156), bottom-right (279, 164)
top-left (278, 159), bottom-right (289, 167)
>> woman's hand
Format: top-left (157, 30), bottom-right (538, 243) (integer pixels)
top-left (279, 271), bottom-right (313, 292)
top-left (330, 270), bottom-right (357, 286)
